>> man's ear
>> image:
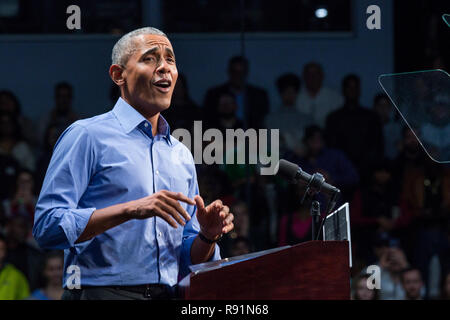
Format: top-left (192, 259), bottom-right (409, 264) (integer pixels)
top-left (109, 64), bottom-right (126, 86)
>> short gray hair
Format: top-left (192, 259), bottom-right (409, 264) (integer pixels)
top-left (111, 27), bottom-right (167, 66)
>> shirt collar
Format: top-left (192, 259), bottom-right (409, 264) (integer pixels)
top-left (112, 97), bottom-right (171, 145)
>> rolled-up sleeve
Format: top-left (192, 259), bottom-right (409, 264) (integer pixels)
top-left (179, 164), bottom-right (221, 278)
top-left (33, 123), bottom-right (96, 250)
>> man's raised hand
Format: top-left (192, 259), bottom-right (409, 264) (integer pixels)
top-left (194, 195), bottom-right (234, 241)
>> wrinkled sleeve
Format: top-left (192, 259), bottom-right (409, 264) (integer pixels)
top-left (179, 163), bottom-right (221, 278)
top-left (32, 123), bottom-right (97, 250)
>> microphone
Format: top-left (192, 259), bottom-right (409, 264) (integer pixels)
top-left (275, 159), bottom-right (340, 197)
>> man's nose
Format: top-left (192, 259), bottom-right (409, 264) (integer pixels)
top-left (156, 58), bottom-right (170, 74)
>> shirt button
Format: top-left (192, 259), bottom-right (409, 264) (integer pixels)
top-left (158, 231), bottom-right (162, 237)
top-left (144, 122), bottom-right (148, 127)
top-left (155, 170), bottom-right (159, 175)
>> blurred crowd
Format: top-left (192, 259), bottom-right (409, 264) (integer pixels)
top-left (0, 55), bottom-right (449, 300)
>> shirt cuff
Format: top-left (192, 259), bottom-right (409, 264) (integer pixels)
top-left (60, 207), bottom-right (96, 248)
top-left (180, 234), bottom-right (222, 277)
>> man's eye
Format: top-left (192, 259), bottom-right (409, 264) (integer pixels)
top-left (144, 57), bottom-right (155, 62)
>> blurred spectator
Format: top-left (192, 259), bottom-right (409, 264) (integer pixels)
top-left (420, 92), bottom-right (450, 161)
top-left (278, 184), bottom-right (312, 246)
top-left (265, 73), bottom-right (314, 156)
top-left (206, 91), bottom-right (244, 132)
top-left (0, 234), bottom-right (30, 300)
top-left (393, 127), bottom-right (450, 280)
top-left (162, 74), bottom-right (201, 133)
top-left (196, 165), bottom-right (234, 206)
top-left (0, 112), bottom-right (35, 171)
top-left (441, 270), bottom-right (450, 300)
top-left (229, 201), bottom-right (250, 240)
top-left (38, 82), bottom-right (79, 144)
top-left (29, 251), bottom-right (64, 300)
top-left (3, 216), bottom-right (44, 291)
top-left (203, 56), bottom-right (269, 129)
top-left (35, 124), bottom-right (60, 191)
top-left (373, 234), bottom-right (409, 299)
top-left (229, 237), bottom-right (251, 257)
top-left (400, 267), bottom-right (425, 300)
top-left (325, 74), bottom-right (384, 182)
top-left (0, 90), bottom-right (37, 147)
top-left (373, 93), bottom-right (402, 160)
top-left (0, 154), bottom-right (20, 202)
top-left (297, 125), bottom-right (359, 200)
top-left (351, 160), bottom-right (406, 263)
top-left (2, 169), bottom-right (36, 226)
top-left (351, 274), bottom-right (379, 300)
top-left (222, 200), bottom-right (250, 257)
top-left (296, 62), bottom-right (343, 127)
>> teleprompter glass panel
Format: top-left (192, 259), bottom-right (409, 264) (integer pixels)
top-left (379, 70), bottom-right (450, 163)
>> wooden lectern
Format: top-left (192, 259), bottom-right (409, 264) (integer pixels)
top-left (179, 241), bottom-right (350, 300)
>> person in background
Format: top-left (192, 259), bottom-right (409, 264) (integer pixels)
top-left (0, 154), bottom-right (20, 203)
top-left (296, 62), bottom-right (343, 127)
top-left (400, 267), bottom-right (425, 300)
top-left (440, 270), bottom-right (450, 300)
top-left (0, 112), bottom-right (35, 171)
top-left (4, 216), bottom-right (44, 291)
top-left (373, 234), bottom-right (409, 300)
top-left (297, 125), bottom-right (359, 201)
top-left (38, 82), bottom-right (79, 144)
top-left (0, 90), bottom-right (37, 148)
top-left (265, 73), bottom-right (314, 157)
top-left (221, 201), bottom-right (250, 257)
top-left (351, 274), bottom-right (379, 300)
top-left (373, 93), bottom-right (402, 160)
top-left (2, 169), bottom-right (37, 227)
top-left (206, 91), bottom-right (243, 132)
top-left (325, 74), bottom-right (384, 182)
top-left (203, 55), bottom-right (269, 129)
top-left (350, 160), bottom-right (410, 264)
top-left (35, 124), bottom-right (60, 192)
top-left (29, 251), bottom-right (64, 300)
top-left (0, 234), bottom-right (30, 300)
top-left (278, 183), bottom-right (312, 246)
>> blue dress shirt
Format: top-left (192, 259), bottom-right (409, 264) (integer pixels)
top-left (33, 98), bottom-right (221, 287)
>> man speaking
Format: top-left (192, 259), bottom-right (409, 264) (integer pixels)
top-left (33, 27), bottom-right (234, 300)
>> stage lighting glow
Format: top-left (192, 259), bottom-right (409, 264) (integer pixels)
top-left (315, 7), bottom-right (328, 19)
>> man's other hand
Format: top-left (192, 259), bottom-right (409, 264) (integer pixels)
top-left (194, 195), bottom-right (234, 241)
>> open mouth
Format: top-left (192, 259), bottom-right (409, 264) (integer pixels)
top-left (153, 79), bottom-right (172, 93)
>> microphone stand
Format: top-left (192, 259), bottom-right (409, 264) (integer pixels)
top-left (297, 172), bottom-right (340, 241)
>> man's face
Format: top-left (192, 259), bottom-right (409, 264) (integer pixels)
top-left (121, 34), bottom-right (178, 114)
top-left (402, 270), bottom-right (423, 300)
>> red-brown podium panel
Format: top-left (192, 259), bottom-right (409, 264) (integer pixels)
top-left (179, 241), bottom-right (350, 300)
